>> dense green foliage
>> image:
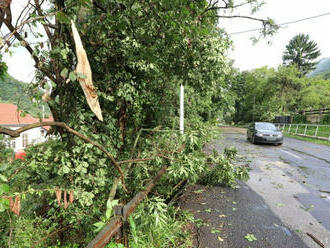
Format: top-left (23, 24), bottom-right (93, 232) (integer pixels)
top-left (232, 65), bottom-right (330, 123)
top-left (282, 34), bottom-right (321, 76)
top-left (0, 0), bottom-right (264, 246)
top-left (308, 57), bottom-right (330, 78)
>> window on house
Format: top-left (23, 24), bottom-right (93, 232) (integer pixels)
top-left (40, 130), bottom-right (45, 136)
top-left (12, 140), bottom-right (16, 149)
top-left (22, 133), bottom-right (29, 148)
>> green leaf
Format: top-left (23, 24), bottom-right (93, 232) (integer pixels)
top-left (244, 233), bottom-right (257, 242)
top-left (93, 221), bottom-right (105, 233)
top-left (105, 199), bottom-right (119, 219)
top-left (205, 208), bottom-right (212, 213)
top-left (0, 184), bottom-right (9, 195)
top-left (60, 68), bottom-right (69, 79)
top-left (106, 242), bottom-right (125, 248)
top-left (56, 11), bottom-right (70, 24)
top-left (62, 165), bottom-right (70, 174)
top-left (0, 174), bottom-right (7, 182)
top-left (211, 229), bottom-right (221, 234)
top-left (69, 72), bottom-right (77, 82)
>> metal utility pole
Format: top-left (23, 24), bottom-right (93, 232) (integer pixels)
top-left (180, 84), bottom-right (184, 134)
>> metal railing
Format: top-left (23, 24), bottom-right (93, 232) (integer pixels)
top-left (274, 123), bottom-right (330, 141)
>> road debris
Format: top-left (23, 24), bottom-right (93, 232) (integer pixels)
top-left (306, 233), bottom-right (325, 248)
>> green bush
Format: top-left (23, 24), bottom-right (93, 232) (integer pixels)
top-left (128, 197), bottom-right (193, 248)
top-left (292, 114), bottom-right (307, 124)
top-left (321, 114), bottom-right (330, 124)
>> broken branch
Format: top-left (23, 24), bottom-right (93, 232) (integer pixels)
top-left (0, 121), bottom-right (126, 191)
top-left (306, 233), bottom-right (325, 248)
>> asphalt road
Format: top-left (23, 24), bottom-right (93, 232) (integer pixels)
top-left (179, 128), bottom-right (330, 248)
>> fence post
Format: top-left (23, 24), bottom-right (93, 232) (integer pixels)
top-left (314, 125), bottom-right (319, 137)
top-left (303, 125), bottom-right (307, 136)
top-left (295, 124), bottom-right (299, 134)
top-left (288, 124), bottom-right (292, 133)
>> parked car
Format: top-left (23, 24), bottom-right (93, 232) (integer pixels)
top-left (247, 122), bottom-right (283, 145)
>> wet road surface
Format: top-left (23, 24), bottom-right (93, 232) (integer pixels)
top-left (180, 128), bottom-right (330, 248)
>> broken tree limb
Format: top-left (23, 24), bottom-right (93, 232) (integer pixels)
top-left (306, 233), bottom-right (325, 248)
top-left (71, 20), bottom-right (103, 121)
top-left (319, 190), bottom-right (330, 194)
top-left (0, 121), bottom-right (125, 190)
top-left (86, 164), bottom-right (169, 248)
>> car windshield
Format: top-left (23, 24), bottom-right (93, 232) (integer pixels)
top-left (255, 123), bottom-right (277, 131)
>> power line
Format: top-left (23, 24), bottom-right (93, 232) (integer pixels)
top-left (229, 12), bottom-right (330, 35)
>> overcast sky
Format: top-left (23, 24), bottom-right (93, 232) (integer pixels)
top-left (220, 0), bottom-right (330, 71)
top-left (3, 0), bottom-right (330, 81)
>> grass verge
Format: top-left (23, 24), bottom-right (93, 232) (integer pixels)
top-left (284, 132), bottom-right (330, 146)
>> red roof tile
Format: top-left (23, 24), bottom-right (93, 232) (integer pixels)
top-left (0, 103), bottom-right (53, 127)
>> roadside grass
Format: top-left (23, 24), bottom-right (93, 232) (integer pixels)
top-left (284, 132), bottom-right (330, 146)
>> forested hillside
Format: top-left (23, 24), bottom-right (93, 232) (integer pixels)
top-left (308, 57), bottom-right (330, 78)
top-left (0, 74), bottom-right (50, 117)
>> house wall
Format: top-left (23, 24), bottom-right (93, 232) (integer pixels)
top-left (7, 126), bottom-right (48, 152)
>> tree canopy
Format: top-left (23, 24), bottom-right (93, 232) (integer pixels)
top-left (282, 33), bottom-right (321, 76)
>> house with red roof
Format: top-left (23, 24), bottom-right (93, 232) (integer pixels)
top-left (0, 103), bottom-right (53, 152)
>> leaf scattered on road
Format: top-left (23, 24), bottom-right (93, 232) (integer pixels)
top-left (244, 233), bottom-right (257, 242)
top-left (301, 204), bottom-right (314, 211)
top-left (211, 228), bottom-right (221, 234)
top-left (205, 208), bottom-right (212, 213)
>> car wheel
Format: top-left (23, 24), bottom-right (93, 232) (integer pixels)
top-left (277, 143), bottom-right (283, 146)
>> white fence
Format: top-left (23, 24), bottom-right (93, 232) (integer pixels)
top-left (274, 123), bottom-right (330, 141)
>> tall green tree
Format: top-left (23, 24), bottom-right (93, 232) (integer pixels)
top-left (232, 65), bottom-right (306, 123)
top-left (282, 33), bottom-right (321, 76)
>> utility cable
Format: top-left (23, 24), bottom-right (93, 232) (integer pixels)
top-left (229, 12), bottom-right (330, 35)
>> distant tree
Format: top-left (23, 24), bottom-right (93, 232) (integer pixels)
top-left (282, 34), bottom-right (321, 75)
